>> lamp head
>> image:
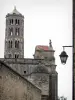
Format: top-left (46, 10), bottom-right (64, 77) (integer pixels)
top-left (59, 51), bottom-right (68, 65)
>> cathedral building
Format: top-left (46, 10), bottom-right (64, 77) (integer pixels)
top-left (0, 7), bottom-right (58, 100)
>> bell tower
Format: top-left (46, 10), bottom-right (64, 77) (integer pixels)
top-left (4, 7), bottom-right (24, 58)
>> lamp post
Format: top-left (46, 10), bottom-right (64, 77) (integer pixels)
top-left (59, 46), bottom-right (73, 65)
top-left (59, 45), bottom-right (73, 100)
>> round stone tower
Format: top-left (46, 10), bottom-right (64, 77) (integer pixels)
top-left (4, 7), bottom-right (24, 58)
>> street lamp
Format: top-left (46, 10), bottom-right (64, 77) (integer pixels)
top-left (59, 46), bottom-right (72, 65)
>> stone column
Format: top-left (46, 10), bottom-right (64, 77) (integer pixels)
top-left (48, 71), bottom-right (58, 100)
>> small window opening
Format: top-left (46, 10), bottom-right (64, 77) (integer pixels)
top-left (10, 19), bottom-right (13, 25)
top-left (9, 28), bottom-right (13, 36)
top-left (8, 41), bottom-right (12, 48)
top-left (10, 20), bottom-right (11, 25)
top-left (8, 41), bottom-right (10, 48)
top-left (15, 40), bottom-right (19, 48)
top-left (18, 20), bottom-right (19, 25)
top-left (15, 28), bottom-right (19, 36)
top-left (15, 19), bottom-right (20, 25)
top-left (12, 19), bottom-right (13, 24)
top-left (24, 71), bottom-right (26, 74)
top-left (15, 19), bottom-right (17, 25)
top-left (15, 54), bottom-right (19, 58)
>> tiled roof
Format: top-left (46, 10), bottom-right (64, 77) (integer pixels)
top-left (36, 45), bottom-right (49, 51)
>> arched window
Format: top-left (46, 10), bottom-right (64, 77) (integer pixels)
top-left (9, 19), bottom-right (13, 25)
top-left (18, 20), bottom-right (19, 25)
top-left (9, 28), bottom-right (13, 36)
top-left (15, 28), bottom-right (19, 36)
top-left (12, 19), bottom-right (13, 24)
top-left (15, 54), bottom-right (19, 58)
top-left (15, 19), bottom-right (20, 25)
top-left (15, 19), bottom-right (17, 25)
top-left (8, 40), bottom-right (12, 48)
top-left (15, 40), bottom-right (19, 48)
top-left (10, 20), bottom-right (11, 25)
top-left (8, 41), bottom-right (10, 48)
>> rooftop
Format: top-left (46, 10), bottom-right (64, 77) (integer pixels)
top-left (35, 40), bottom-right (54, 51)
top-left (36, 45), bottom-right (49, 51)
top-left (6, 6), bottom-right (24, 17)
top-left (10, 6), bottom-right (21, 14)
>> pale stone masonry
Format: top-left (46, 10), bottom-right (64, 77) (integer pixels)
top-left (0, 7), bottom-right (58, 100)
top-left (0, 60), bottom-right (41, 100)
top-left (4, 6), bottom-right (24, 58)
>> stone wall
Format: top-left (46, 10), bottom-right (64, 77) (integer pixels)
top-left (0, 58), bottom-right (42, 75)
top-left (34, 49), bottom-right (55, 60)
top-left (0, 61), bottom-right (41, 100)
top-left (5, 12), bottom-right (24, 58)
top-left (29, 73), bottom-right (49, 95)
top-left (0, 58), bottom-right (56, 75)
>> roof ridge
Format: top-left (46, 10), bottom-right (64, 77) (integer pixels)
top-left (37, 45), bottom-right (48, 46)
top-left (36, 45), bottom-right (49, 51)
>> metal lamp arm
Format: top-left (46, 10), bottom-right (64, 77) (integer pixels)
top-left (62, 46), bottom-right (73, 51)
